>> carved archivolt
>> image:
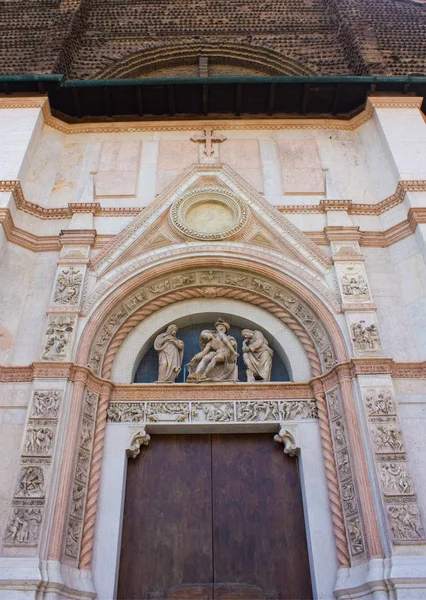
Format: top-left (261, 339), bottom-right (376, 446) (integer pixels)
top-left (85, 268), bottom-right (337, 380)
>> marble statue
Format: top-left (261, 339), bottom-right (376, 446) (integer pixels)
top-left (187, 318), bottom-right (238, 382)
top-left (154, 324), bottom-right (184, 383)
top-left (242, 329), bottom-right (273, 382)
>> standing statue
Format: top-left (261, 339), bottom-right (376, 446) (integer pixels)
top-left (154, 324), bottom-right (184, 383)
top-left (187, 318), bottom-right (238, 382)
top-left (242, 329), bottom-right (274, 382)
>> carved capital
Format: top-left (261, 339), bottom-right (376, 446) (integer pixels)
top-left (127, 430), bottom-right (151, 459)
top-left (274, 426), bottom-right (299, 457)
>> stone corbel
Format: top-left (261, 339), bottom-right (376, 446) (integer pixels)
top-left (127, 429), bottom-right (151, 459)
top-left (274, 424), bottom-right (299, 457)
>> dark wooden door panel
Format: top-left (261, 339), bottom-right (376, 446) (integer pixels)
top-left (211, 434), bottom-right (313, 600)
top-left (117, 434), bottom-right (213, 600)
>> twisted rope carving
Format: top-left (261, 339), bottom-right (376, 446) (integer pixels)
top-left (101, 287), bottom-right (322, 379)
top-left (79, 387), bottom-right (110, 570)
top-left (314, 388), bottom-right (350, 567)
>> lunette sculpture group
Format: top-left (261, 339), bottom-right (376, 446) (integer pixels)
top-left (154, 318), bottom-right (273, 383)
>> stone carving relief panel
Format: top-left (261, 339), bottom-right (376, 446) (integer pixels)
top-left (326, 389), bottom-right (366, 558)
top-left (107, 400), bottom-right (318, 424)
top-left (347, 313), bottom-right (381, 355)
top-left (361, 387), bottom-right (425, 543)
top-left (53, 266), bottom-right (84, 306)
top-left (88, 268), bottom-right (336, 375)
top-left (335, 262), bottom-right (372, 306)
top-left (64, 389), bottom-right (98, 562)
top-left (41, 316), bottom-right (76, 361)
top-left (3, 391), bottom-right (62, 548)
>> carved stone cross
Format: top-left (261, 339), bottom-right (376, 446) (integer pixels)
top-left (190, 127), bottom-right (227, 157)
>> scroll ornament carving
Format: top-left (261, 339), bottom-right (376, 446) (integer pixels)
top-left (127, 430), bottom-right (151, 459)
top-left (351, 320), bottom-right (381, 352)
top-left (274, 427), bottom-right (299, 457)
top-left (42, 315), bottom-right (75, 361)
top-left (326, 389), bottom-right (365, 557)
top-left (106, 400), bottom-right (318, 424)
top-left (65, 390), bottom-right (98, 560)
top-left (53, 267), bottom-right (83, 305)
top-left (4, 391), bottom-right (62, 546)
top-left (362, 388), bottom-right (425, 542)
top-left (87, 268), bottom-right (336, 376)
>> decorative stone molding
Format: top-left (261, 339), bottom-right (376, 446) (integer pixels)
top-left (107, 399), bottom-right (318, 424)
top-left (41, 315), bottom-right (76, 361)
top-left (126, 430), bottom-right (151, 459)
top-left (64, 389), bottom-right (98, 562)
top-left (274, 426), bottom-right (299, 457)
top-left (326, 388), bottom-right (366, 559)
top-left (361, 387), bottom-right (425, 543)
top-left (3, 390), bottom-right (63, 549)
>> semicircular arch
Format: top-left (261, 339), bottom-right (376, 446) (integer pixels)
top-left (77, 261), bottom-right (348, 380)
top-left (95, 41), bottom-right (317, 79)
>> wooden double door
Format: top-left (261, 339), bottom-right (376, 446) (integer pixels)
top-left (118, 434), bottom-right (312, 600)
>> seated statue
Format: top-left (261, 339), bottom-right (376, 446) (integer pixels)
top-left (154, 324), bottom-right (184, 383)
top-left (242, 329), bottom-right (273, 382)
top-left (187, 318), bottom-right (238, 382)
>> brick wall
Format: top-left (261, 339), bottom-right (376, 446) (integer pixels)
top-left (0, 0), bottom-right (424, 78)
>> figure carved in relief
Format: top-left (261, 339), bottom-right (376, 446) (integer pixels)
top-left (351, 320), bottom-right (380, 352)
top-left (242, 329), bottom-right (273, 382)
top-left (154, 324), bottom-right (184, 383)
top-left (341, 271), bottom-right (369, 298)
top-left (187, 318), bottom-right (238, 382)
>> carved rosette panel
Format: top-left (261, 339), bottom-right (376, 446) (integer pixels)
top-left (326, 389), bottom-right (366, 558)
top-left (64, 389), bottom-right (98, 562)
top-left (3, 391), bottom-right (62, 548)
top-left (41, 315), bottom-right (76, 361)
top-left (107, 400), bottom-right (318, 424)
top-left (53, 266), bottom-right (84, 306)
top-left (87, 268), bottom-right (336, 375)
top-left (362, 388), bottom-right (425, 543)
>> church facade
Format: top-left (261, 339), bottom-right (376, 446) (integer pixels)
top-left (1, 1), bottom-right (426, 599)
